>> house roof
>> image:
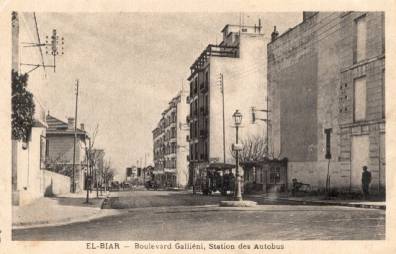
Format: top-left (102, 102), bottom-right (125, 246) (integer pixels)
top-left (46, 114), bottom-right (87, 136)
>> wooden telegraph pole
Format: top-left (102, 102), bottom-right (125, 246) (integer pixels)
top-left (71, 79), bottom-right (79, 193)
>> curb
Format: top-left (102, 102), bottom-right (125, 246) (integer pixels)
top-left (276, 198), bottom-right (386, 210)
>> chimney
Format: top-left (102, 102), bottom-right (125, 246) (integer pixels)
top-left (271, 26), bottom-right (279, 42)
top-left (67, 117), bottom-right (75, 130)
top-left (80, 123), bottom-right (85, 131)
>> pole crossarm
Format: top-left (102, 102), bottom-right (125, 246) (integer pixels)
top-left (255, 118), bottom-right (271, 122)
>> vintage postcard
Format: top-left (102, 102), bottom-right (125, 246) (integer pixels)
top-left (0, 0), bottom-right (395, 253)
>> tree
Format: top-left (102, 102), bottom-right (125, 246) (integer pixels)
top-left (102, 159), bottom-right (114, 193)
top-left (45, 153), bottom-right (74, 177)
top-left (230, 135), bottom-right (269, 163)
top-left (84, 124), bottom-right (102, 200)
top-left (11, 70), bottom-right (35, 142)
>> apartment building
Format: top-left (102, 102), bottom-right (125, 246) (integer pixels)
top-left (152, 88), bottom-right (190, 188)
top-left (187, 22), bottom-right (268, 185)
top-left (268, 12), bottom-right (385, 192)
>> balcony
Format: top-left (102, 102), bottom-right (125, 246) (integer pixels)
top-left (188, 44), bottom-right (239, 81)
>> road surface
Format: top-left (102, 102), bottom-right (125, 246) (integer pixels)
top-left (13, 190), bottom-right (385, 240)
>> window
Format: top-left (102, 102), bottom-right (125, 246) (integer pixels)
top-left (269, 167), bottom-right (281, 184)
top-left (45, 138), bottom-right (49, 157)
top-left (324, 128), bottom-right (332, 159)
top-left (194, 143), bottom-right (198, 161)
top-left (354, 76), bottom-right (367, 121)
top-left (355, 15), bottom-right (367, 63)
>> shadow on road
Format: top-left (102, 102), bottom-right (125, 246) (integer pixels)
top-left (54, 197), bottom-right (103, 208)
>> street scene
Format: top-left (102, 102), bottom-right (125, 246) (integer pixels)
top-left (10, 11), bottom-right (385, 241)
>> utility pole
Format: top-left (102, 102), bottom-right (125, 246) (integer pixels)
top-left (251, 97), bottom-right (271, 157)
top-left (71, 79), bottom-right (79, 193)
top-left (85, 137), bottom-right (91, 203)
top-left (218, 73), bottom-right (226, 163)
top-left (266, 96), bottom-right (269, 156)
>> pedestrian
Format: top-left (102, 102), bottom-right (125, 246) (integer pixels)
top-left (361, 166), bottom-right (372, 199)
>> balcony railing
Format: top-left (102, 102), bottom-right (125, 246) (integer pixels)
top-left (188, 44), bottom-right (239, 81)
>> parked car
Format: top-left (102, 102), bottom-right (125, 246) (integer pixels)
top-left (110, 181), bottom-right (120, 191)
top-left (145, 180), bottom-right (159, 190)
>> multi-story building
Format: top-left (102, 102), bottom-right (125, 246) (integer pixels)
top-left (187, 22), bottom-right (268, 186)
top-left (152, 88), bottom-right (190, 188)
top-left (268, 12), bottom-right (385, 192)
top-left (152, 121), bottom-right (165, 184)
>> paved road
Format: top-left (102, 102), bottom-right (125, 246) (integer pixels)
top-left (13, 190), bottom-right (385, 240)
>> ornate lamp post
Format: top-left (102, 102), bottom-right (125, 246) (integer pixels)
top-left (232, 110), bottom-right (243, 201)
top-left (219, 110), bottom-right (256, 207)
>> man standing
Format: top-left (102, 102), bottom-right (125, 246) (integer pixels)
top-left (362, 166), bottom-right (372, 199)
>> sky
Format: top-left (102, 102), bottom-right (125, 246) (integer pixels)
top-left (20, 12), bottom-right (301, 178)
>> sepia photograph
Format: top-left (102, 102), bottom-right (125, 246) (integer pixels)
top-left (1, 1), bottom-right (394, 252)
top-left (7, 10), bottom-right (386, 242)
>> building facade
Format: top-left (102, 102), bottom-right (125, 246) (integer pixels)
top-left (187, 23), bottom-right (268, 187)
top-left (152, 88), bottom-right (190, 188)
top-left (46, 115), bottom-right (89, 192)
top-left (268, 12), bottom-right (385, 192)
top-left (11, 12), bottom-right (52, 205)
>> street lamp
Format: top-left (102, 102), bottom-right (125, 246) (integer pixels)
top-left (232, 110), bottom-right (243, 201)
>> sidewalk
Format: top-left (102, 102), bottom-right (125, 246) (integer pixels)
top-left (13, 191), bottom-right (121, 229)
top-left (247, 193), bottom-right (386, 210)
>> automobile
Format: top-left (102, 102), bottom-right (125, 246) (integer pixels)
top-left (110, 181), bottom-right (120, 191)
top-left (145, 180), bottom-right (159, 190)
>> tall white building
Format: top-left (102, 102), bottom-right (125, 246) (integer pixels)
top-left (187, 22), bottom-right (269, 185)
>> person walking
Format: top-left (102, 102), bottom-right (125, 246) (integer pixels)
top-left (361, 166), bottom-right (372, 199)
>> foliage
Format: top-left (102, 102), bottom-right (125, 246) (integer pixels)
top-left (11, 70), bottom-right (35, 141)
top-left (230, 135), bottom-right (269, 162)
top-left (102, 159), bottom-right (114, 183)
top-left (45, 153), bottom-right (74, 177)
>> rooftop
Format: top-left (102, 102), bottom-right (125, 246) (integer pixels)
top-left (46, 114), bottom-right (87, 136)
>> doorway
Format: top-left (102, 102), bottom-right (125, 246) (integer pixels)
top-left (351, 135), bottom-right (369, 191)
